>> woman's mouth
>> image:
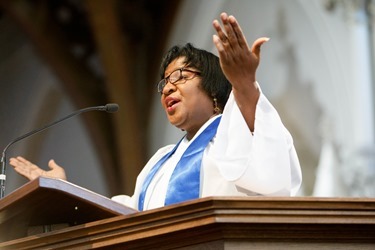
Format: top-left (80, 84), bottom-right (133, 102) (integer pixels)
top-left (165, 97), bottom-right (180, 112)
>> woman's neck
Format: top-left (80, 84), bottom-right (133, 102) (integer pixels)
top-left (185, 114), bottom-right (220, 141)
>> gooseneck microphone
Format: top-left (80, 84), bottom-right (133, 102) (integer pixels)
top-left (0, 103), bottom-right (119, 199)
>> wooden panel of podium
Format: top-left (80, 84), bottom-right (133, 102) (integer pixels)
top-left (0, 177), bottom-right (375, 249)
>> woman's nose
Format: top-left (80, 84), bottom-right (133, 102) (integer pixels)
top-left (162, 82), bottom-right (176, 95)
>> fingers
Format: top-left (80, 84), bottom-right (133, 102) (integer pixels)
top-left (212, 13), bottom-right (232, 45)
top-left (251, 37), bottom-right (270, 59)
top-left (9, 156), bottom-right (41, 181)
top-left (48, 159), bottom-right (58, 170)
top-left (212, 34), bottom-right (224, 53)
top-left (212, 19), bottom-right (227, 45)
top-left (11, 156), bottom-right (30, 165)
top-left (10, 156), bottom-right (33, 170)
top-left (48, 159), bottom-right (67, 180)
top-left (213, 12), bottom-right (270, 56)
top-left (212, 12), bottom-right (248, 51)
top-left (213, 14), bottom-right (231, 54)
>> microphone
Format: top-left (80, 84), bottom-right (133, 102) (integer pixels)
top-left (0, 103), bottom-right (119, 199)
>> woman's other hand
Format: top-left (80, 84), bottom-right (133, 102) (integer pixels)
top-left (9, 156), bottom-right (67, 181)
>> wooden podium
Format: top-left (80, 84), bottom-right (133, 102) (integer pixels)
top-left (0, 177), bottom-right (136, 243)
top-left (1, 177), bottom-right (375, 249)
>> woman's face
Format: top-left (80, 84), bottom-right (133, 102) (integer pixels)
top-left (160, 57), bottom-right (214, 139)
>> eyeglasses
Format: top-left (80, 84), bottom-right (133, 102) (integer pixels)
top-left (157, 68), bottom-right (201, 93)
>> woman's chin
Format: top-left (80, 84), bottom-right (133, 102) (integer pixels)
top-left (168, 117), bottom-right (185, 130)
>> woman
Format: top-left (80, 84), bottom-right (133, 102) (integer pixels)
top-left (10, 13), bottom-right (302, 211)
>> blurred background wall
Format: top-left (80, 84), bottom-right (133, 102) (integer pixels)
top-left (0, 0), bottom-right (374, 198)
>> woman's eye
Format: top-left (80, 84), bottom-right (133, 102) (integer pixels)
top-left (181, 73), bottom-right (190, 79)
top-left (170, 76), bottom-right (179, 82)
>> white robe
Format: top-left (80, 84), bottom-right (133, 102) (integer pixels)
top-left (112, 91), bottom-right (302, 210)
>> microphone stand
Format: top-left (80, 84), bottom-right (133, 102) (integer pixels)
top-left (0, 104), bottom-right (118, 199)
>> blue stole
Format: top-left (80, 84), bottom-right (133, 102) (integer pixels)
top-left (138, 116), bottom-right (221, 211)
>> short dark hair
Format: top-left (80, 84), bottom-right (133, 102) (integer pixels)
top-left (159, 43), bottom-right (231, 111)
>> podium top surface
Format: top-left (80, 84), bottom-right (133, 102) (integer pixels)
top-left (0, 177), bottom-right (136, 230)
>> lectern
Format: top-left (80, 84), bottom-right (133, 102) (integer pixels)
top-left (0, 177), bottom-right (136, 242)
top-left (1, 177), bottom-right (375, 249)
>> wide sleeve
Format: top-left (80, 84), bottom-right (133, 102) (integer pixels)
top-left (210, 90), bottom-right (302, 196)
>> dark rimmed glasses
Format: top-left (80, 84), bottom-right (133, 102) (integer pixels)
top-left (157, 68), bottom-right (201, 93)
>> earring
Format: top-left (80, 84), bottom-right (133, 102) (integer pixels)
top-left (213, 97), bottom-right (221, 114)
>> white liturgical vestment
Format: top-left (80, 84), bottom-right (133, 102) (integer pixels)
top-left (112, 90), bottom-right (302, 210)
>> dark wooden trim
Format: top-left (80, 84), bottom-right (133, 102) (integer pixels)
top-left (1, 184), bottom-right (374, 249)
